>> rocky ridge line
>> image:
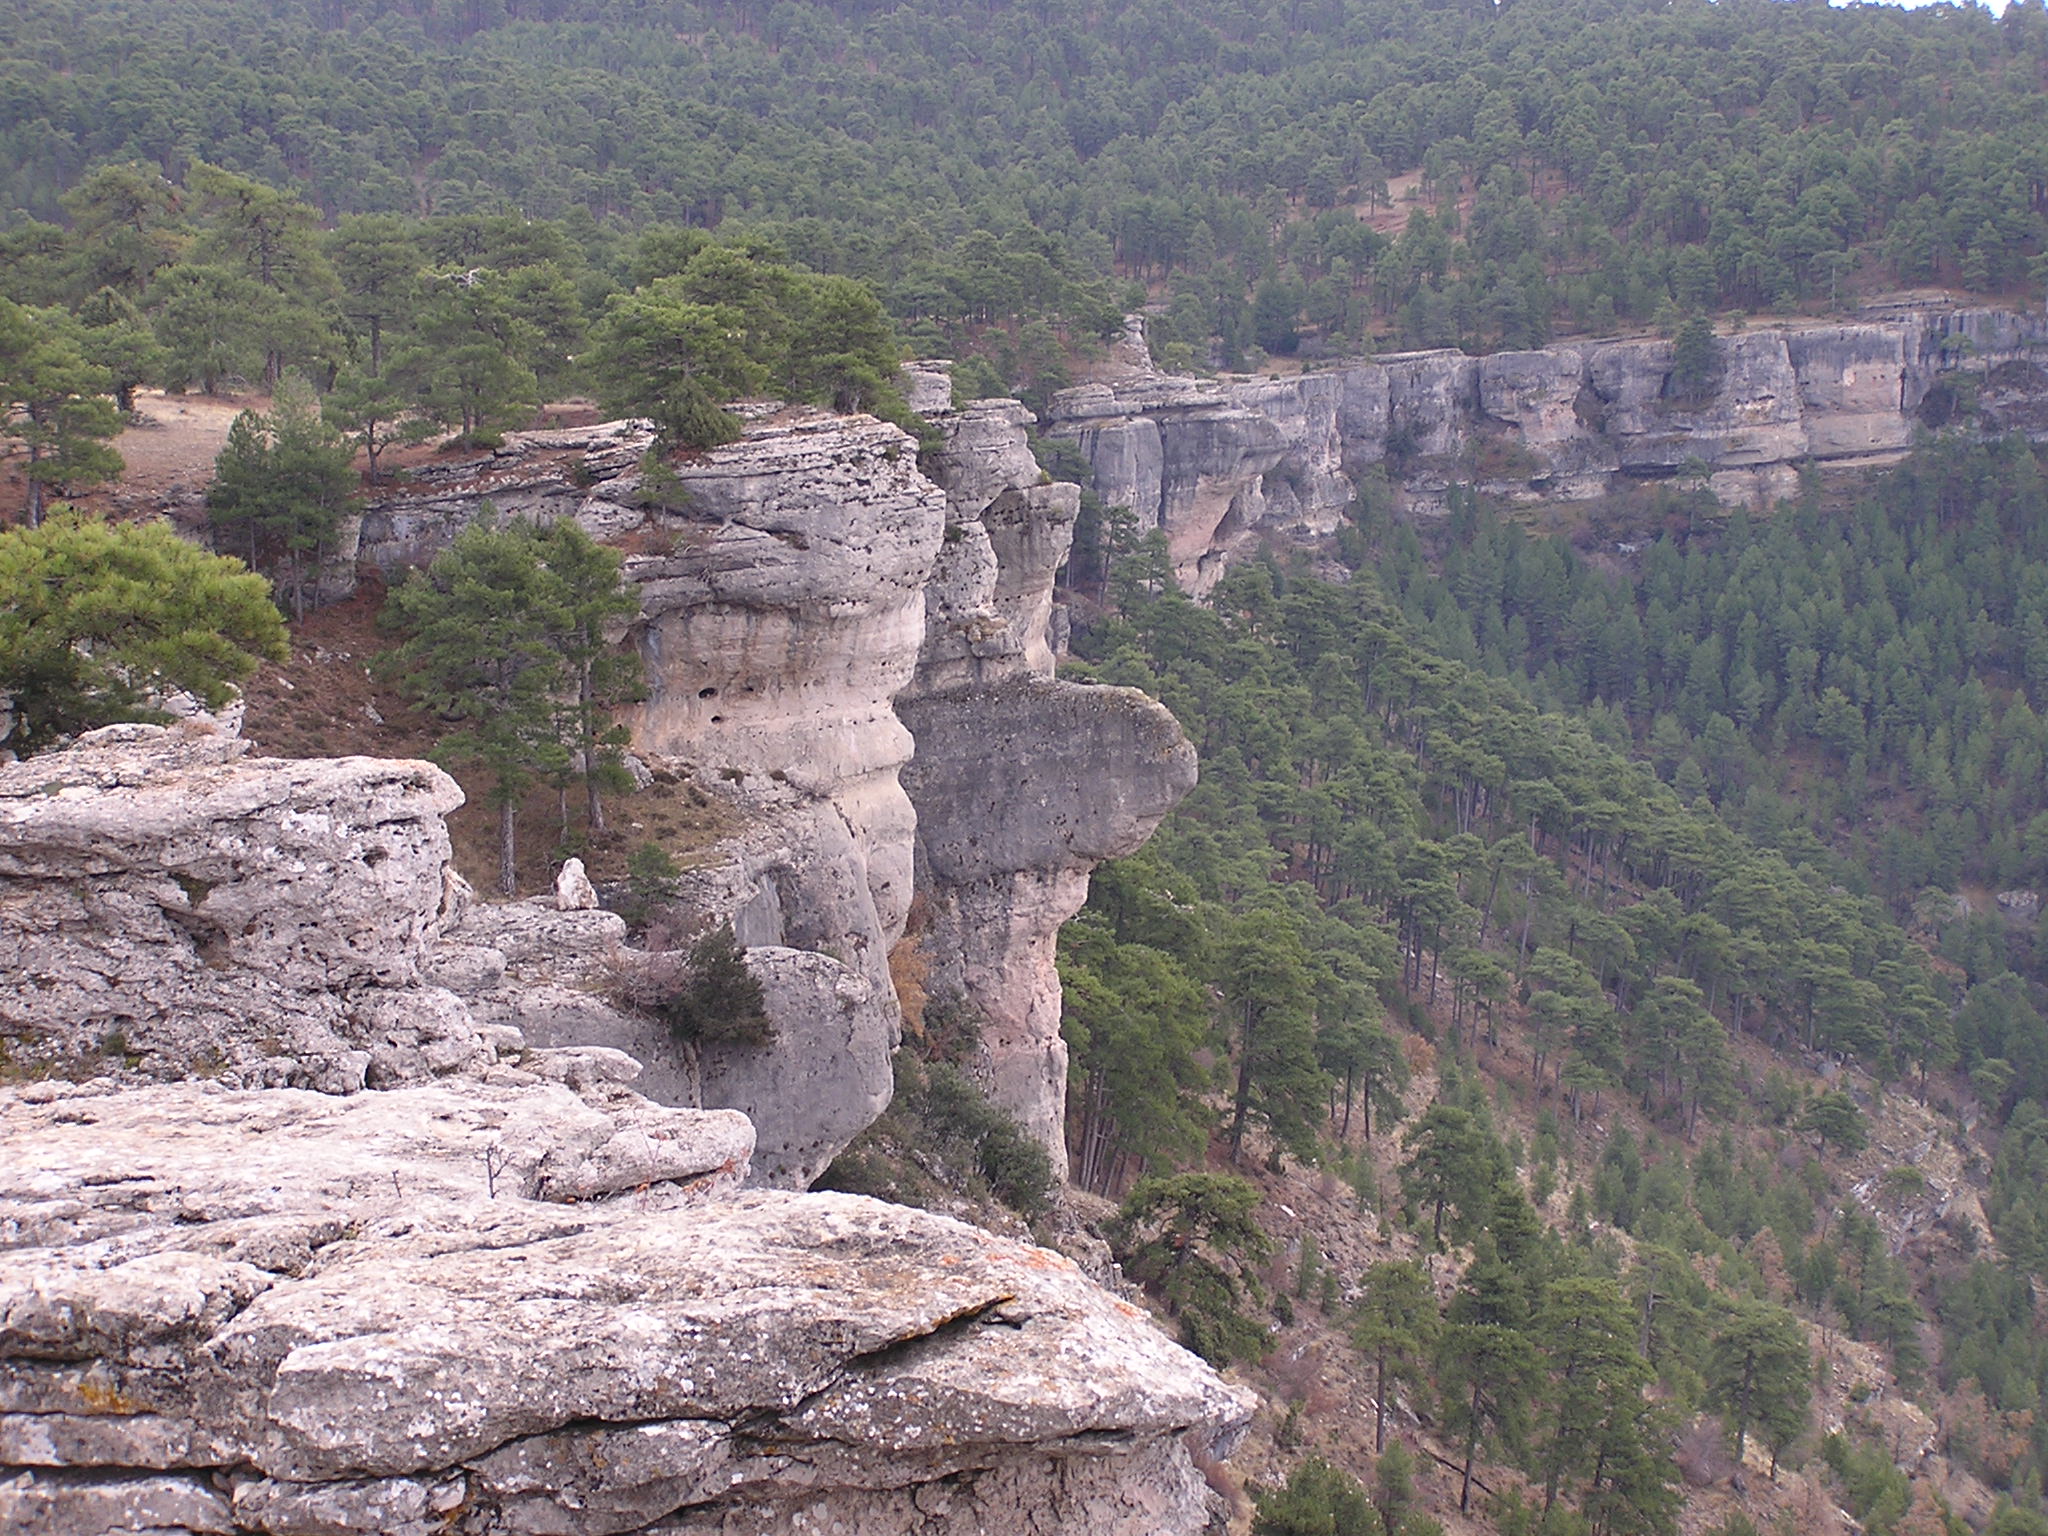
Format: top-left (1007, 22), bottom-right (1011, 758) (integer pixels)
top-left (1045, 307), bottom-right (2048, 591)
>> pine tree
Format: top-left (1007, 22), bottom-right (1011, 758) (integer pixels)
top-left (1705, 1301), bottom-right (1811, 1472)
top-left (383, 515), bottom-right (572, 896)
top-left (533, 518), bottom-right (644, 836)
top-left (205, 376), bottom-right (359, 618)
top-left (1399, 1102), bottom-right (1494, 1247)
top-left (1353, 1259), bottom-right (1439, 1454)
top-left (0, 298), bottom-right (124, 527)
top-left (663, 924), bottom-right (772, 1045)
top-left (1221, 902), bottom-right (1327, 1165)
top-left (1113, 1172), bottom-right (1274, 1366)
top-left (0, 513), bottom-right (286, 753)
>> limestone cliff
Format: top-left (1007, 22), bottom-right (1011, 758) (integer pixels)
top-left (0, 729), bottom-right (1253, 1536)
top-left (900, 393), bottom-right (1196, 1177)
top-left (1044, 305), bottom-right (2048, 585)
top-left (330, 400), bottom-right (1193, 1186)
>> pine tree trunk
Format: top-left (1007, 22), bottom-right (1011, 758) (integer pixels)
top-left (498, 798), bottom-right (518, 897)
top-left (1374, 1347), bottom-right (1389, 1453)
top-left (581, 656), bottom-right (607, 834)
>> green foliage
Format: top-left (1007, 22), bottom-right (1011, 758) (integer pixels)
top-left (1822, 1433), bottom-right (1913, 1536)
top-left (206, 376), bottom-right (359, 618)
top-left (0, 298), bottom-right (124, 526)
top-left (1114, 1172), bottom-right (1274, 1367)
top-left (1797, 1089), bottom-right (1869, 1155)
top-left (383, 515), bottom-right (571, 893)
top-left (324, 367), bottom-right (427, 482)
top-left (1353, 1260), bottom-right (1438, 1454)
top-left (381, 513), bottom-right (640, 895)
top-left (1059, 903), bottom-right (1213, 1195)
top-left (823, 1053), bottom-right (1053, 1219)
top-left (1223, 900), bottom-right (1328, 1165)
top-left (0, 513), bottom-right (286, 753)
top-left (622, 843), bottom-right (682, 927)
top-left (12, 0), bottom-right (2048, 375)
top-left (1668, 314), bottom-right (1721, 406)
top-left (662, 924), bottom-right (773, 1048)
top-left (586, 248), bottom-right (909, 448)
top-left (1401, 1102), bottom-right (1499, 1248)
top-left (1704, 1301), bottom-right (1811, 1471)
top-left (1253, 1457), bottom-right (1380, 1536)
top-left (529, 519), bottom-right (643, 835)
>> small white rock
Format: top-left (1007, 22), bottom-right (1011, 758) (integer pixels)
top-left (554, 857), bottom-right (600, 911)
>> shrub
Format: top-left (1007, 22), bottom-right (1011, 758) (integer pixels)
top-left (662, 924), bottom-right (773, 1046)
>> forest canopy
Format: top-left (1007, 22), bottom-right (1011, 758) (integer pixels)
top-left (7, 0), bottom-right (2048, 365)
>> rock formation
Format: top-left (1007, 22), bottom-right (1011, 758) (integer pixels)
top-left (0, 722), bottom-right (493, 1093)
top-left (331, 399), bottom-right (1192, 1185)
top-left (1043, 305), bottom-right (2048, 588)
top-left (900, 393), bottom-right (1197, 1177)
top-left (0, 727), bottom-right (1253, 1535)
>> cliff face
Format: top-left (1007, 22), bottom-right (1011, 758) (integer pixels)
top-left (335, 397), bottom-right (1192, 1185)
top-left (900, 394), bottom-right (1197, 1177)
top-left (1043, 306), bottom-right (2048, 584)
top-left (0, 728), bottom-right (1252, 1536)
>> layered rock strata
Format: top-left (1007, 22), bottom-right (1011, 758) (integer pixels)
top-left (0, 1077), bottom-right (1250, 1536)
top-left (0, 722), bottom-right (491, 1093)
top-left (901, 395), bottom-right (1197, 1176)
top-left (1044, 306), bottom-right (2048, 585)
top-left (331, 401), bottom-right (1193, 1186)
top-left (344, 412), bottom-right (943, 1185)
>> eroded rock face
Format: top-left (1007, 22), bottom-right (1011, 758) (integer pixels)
top-left (0, 723), bottom-right (487, 1092)
top-left (1048, 373), bottom-right (1353, 593)
top-left (0, 722), bottom-right (1249, 1530)
top-left (0, 1078), bottom-right (1251, 1536)
top-left (309, 400), bottom-right (1195, 1187)
top-left (1045, 306), bottom-right (2048, 570)
top-left (904, 391), bottom-right (1198, 1176)
top-left (900, 683), bottom-right (1198, 1170)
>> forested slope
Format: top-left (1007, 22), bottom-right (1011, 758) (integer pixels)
top-left (9, 0), bottom-right (2048, 361)
top-left (1050, 442), bottom-right (2048, 1533)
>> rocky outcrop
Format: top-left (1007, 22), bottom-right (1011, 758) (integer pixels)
top-left (344, 411), bottom-right (942, 1186)
top-left (901, 391), bottom-right (1198, 1176)
top-left (0, 724), bottom-right (1252, 1533)
top-left (1047, 373), bottom-right (1353, 594)
top-left (901, 683), bottom-right (1197, 1174)
top-left (1044, 305), bottom-right (2048, 571)
top-left (328, 399), bottom-right (1193, 1187)
top-left (0, 1072), bottom-right (1251, 1536)
top-left (0, 722), bottom-right (491, 1093)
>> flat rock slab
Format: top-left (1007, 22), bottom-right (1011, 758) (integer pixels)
top-left (0, 1079), bottom-right (1250, 1535)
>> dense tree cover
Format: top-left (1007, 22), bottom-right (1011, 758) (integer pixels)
top-left (10, 0), bottom-right (2048, 367)
top-left (1069, 548), bottom-right (1953, 1142)
top-left (0, 512), bottom-right (286, 751)
top-left (1372, 442), bottom-right (2048, 935)
top-left (0, 161), bottom-right (911, 478)
top-left (1053, 522), bottom-right (1973, 1509)
top-left (1363, 440), bottom-right (2048, 1485)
